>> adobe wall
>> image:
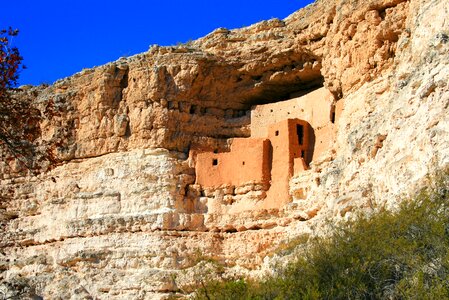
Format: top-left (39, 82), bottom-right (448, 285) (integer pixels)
top-left (264, 119), bottom-right (312, 208)
top-left (251, 87), bottom-right (335, 161)
top-left (194, 87), bottom-right (341, 210)
top-left (195, 138), bottom-right (271, 188)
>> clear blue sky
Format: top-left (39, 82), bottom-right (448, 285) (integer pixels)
top-left (2, 0), bottom-right (314, 86)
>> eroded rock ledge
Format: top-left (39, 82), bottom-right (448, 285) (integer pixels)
top-left (1, 0), bottom-right (449, 298)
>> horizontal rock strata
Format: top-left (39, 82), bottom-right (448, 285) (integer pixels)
top-left (1, 0), bottom-right (448, 298)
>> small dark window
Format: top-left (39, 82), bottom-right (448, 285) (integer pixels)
top-left (297, 125), bottom-right (304, 145)
top-left (242, 161), bottom-right (245, 165)
top-left (270, 109), bottom-right (273, 113)
top-left (190, 105), bottom-right (196, 114)
top-left (301, 150), bottom-right (305, 158)
top-left (275, 130), bottom-right (279, 136)
top-left (213, 149), bottom-right (218, 154)
top-left (330, 105), bottom-right (336, 123)
top-left (212, 159), bottom-right (218, 166)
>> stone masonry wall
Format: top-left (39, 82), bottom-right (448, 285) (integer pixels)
top-left (0, 0), bottom-right (448, 298)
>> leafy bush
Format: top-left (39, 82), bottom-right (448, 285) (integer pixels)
top-left (192, 168), bottom-right (449, 299)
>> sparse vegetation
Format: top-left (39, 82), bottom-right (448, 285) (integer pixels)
top-left (190, 168), bottom-right (449, 299)
top-left (176, 39), bottom-right (194, 47)
top-left (0, 27), bottom-right (55, 173)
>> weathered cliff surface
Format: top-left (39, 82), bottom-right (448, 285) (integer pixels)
top-left (1, 0), bottom-right (448, 298)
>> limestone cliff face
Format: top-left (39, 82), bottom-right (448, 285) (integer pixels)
top-left (1, 0), bottom-right (448, 298)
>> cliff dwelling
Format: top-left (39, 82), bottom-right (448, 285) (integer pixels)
top-left (190, 87), bottom-right (342, 209)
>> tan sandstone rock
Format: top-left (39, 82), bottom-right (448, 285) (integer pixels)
top-left (1, 0), bottom-right (448, 298)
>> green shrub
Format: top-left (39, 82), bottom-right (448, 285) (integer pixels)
top-left (192, 168), bottom-right (449, 299)
top-left (194, 279), bottom-right (249, 300)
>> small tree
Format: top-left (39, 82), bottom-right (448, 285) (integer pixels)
top-left (0, 28), bottom-right (23, 94)
top-left (0, 27), bottom-right (47, 172)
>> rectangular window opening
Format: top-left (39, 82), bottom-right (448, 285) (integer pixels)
top-left (301, 150), bottom-right (305, 158)
top-left (297, 125), bottom-right (304, 145)
top-left (275, 130), bottom-right (279, 136)
top-left (212, 158), bottom-right (218, 166)
top-left (330, 105), bottom-right (336, 123)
